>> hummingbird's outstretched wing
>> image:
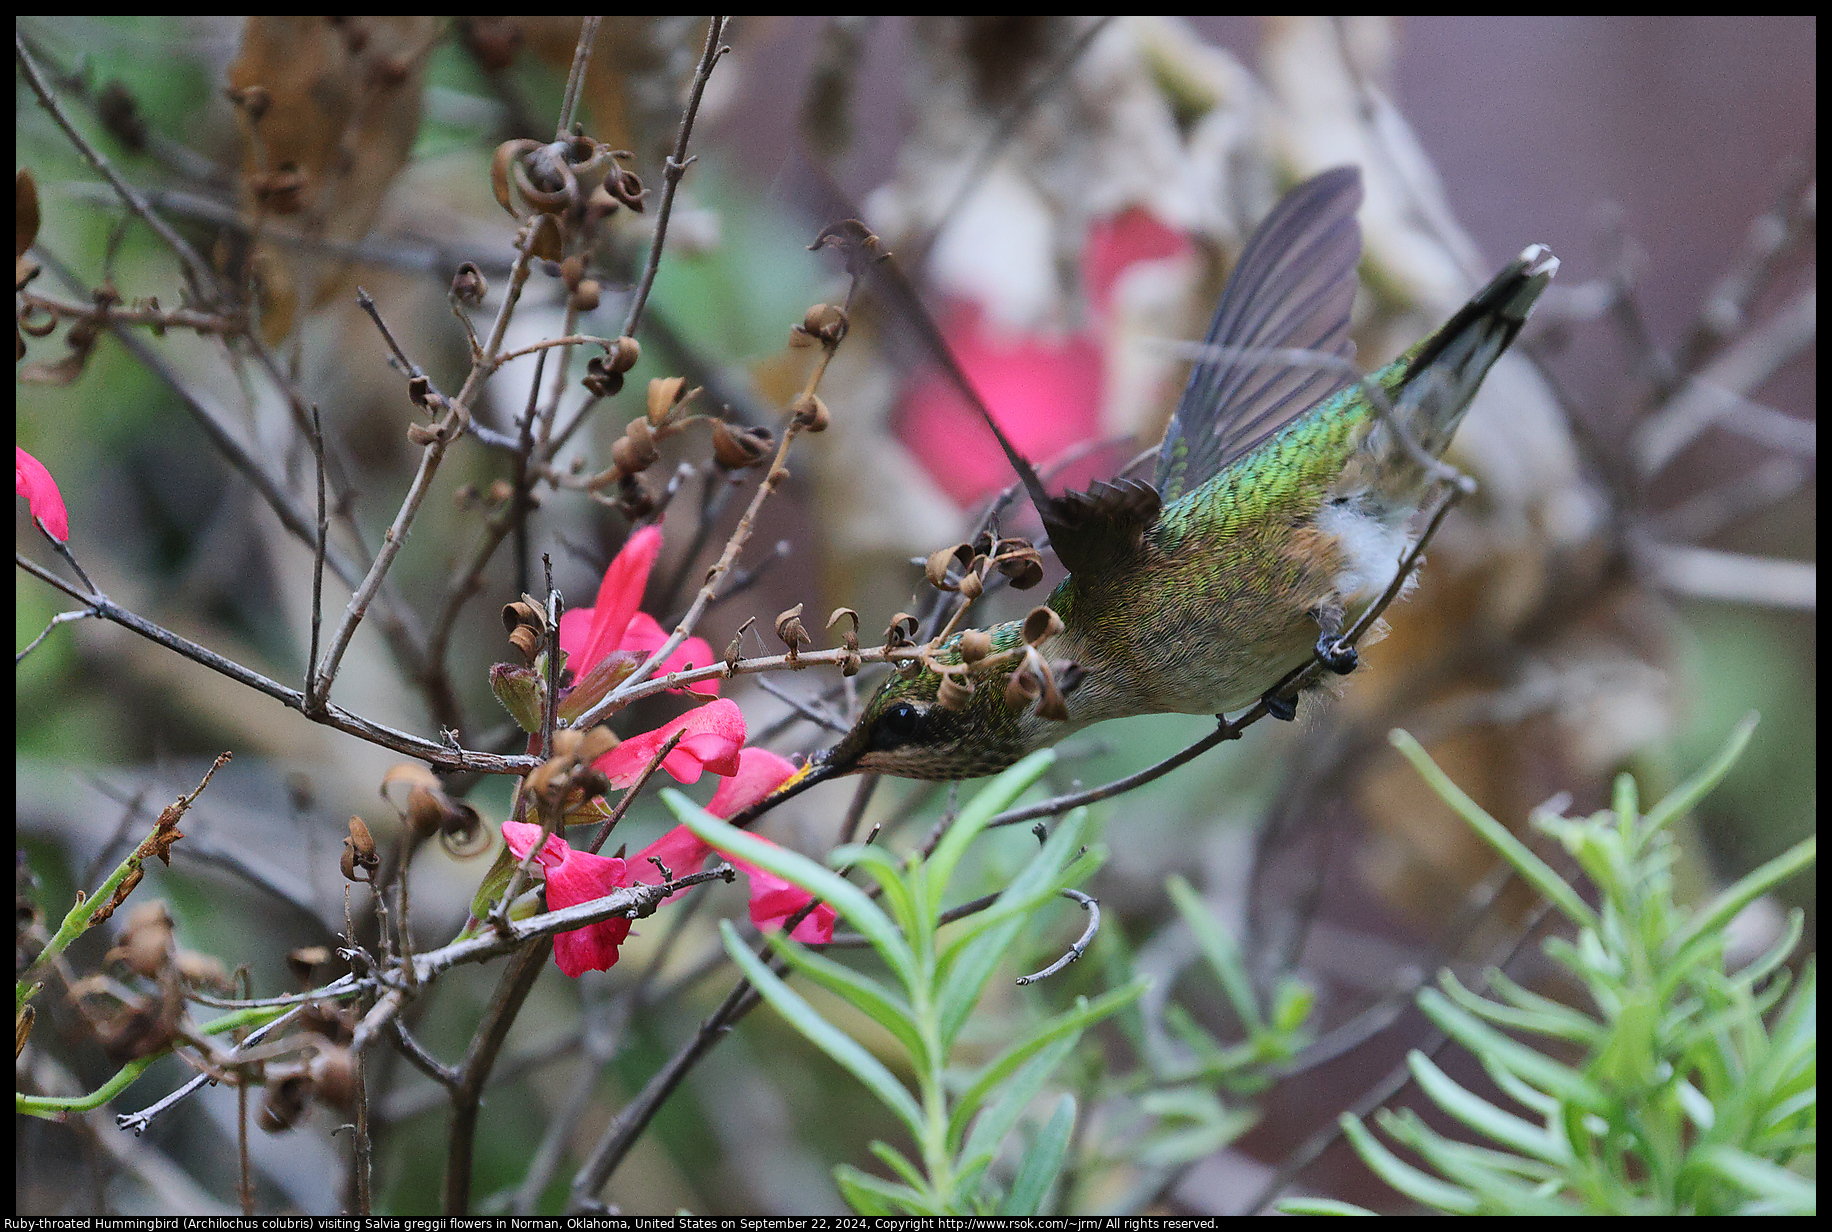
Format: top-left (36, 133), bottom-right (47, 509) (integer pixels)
top-left (858, 232), bottom-right (1164, 577)
top-left (1155, 167), bottom-right (1364, 504)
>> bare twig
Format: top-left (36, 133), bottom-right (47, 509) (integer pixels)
top-left (619, 17), bottom-right (731, 341)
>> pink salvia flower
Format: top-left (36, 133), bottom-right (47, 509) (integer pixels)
top-left (16, 447), bottom-right (69, 542)
top-left (557, 524), bottom-right (719, 696)
top-left (500, 748), bottom-right (834, 977)
top-left (595, 697), bottom-right (746, 786)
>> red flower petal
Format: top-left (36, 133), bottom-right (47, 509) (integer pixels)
top-left (706, 747), bottom-right (799, 818)
top-left (499, 820), bottom-right (636, 976)
top-left (620, 612), bottom-right (721, 696)
top-left (561, 524), bottom-right (664, 668)
top-left (16, 446), bottom-right (69, 542)
top-left (731, 852), bottom-right (837, 943)
top-left (595, 698), bottom-right (746, 786)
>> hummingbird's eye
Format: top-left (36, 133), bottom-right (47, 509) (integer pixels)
top-left (870, 701), bottom-right (924, 750)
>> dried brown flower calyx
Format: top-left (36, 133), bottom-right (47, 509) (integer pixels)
top-left (711, 421), bottom-right (773, 470)
top-left (827, 607), bottom-right (863, 676)
top-left (775, 604), bottom-right (811, 662)
top-left (341, 816), bottom-right (379, 883)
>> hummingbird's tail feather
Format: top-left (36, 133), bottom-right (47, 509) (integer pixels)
top-left (1384, 243), bottom-right (1559, 462)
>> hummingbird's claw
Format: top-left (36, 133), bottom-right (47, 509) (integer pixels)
top-left (1262, 689), bottom-right (1298, 722)
top-left (1315, 633), bottom-right (1358, 675)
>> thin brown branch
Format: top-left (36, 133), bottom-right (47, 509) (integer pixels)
top-left (619, 17), bottom-right (730, 341)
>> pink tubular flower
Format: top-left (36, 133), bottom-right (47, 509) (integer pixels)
top-left (16, 446), bottom-right (69, 542)
top-left (595, 697), bottom-right (745, 786)
top-left (558, 524), bottom-right (719, 696)
top-left (502, 747), bottom-right (834, 978)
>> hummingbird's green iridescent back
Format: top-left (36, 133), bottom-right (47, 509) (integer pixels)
top-left (733, 167), bottom-right (1557, 809)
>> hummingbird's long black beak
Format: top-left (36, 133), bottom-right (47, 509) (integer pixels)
top-left (725, 740), bottom-right (859, 830)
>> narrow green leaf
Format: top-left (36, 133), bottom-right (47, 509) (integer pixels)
top-left (868, 1140), bottom-right (930, 1193)
top-left (670, 790), bottom-right (916, 985)
top-left (960, 1032), bottom-right (1080, 1175)
top-left (924, 749), bottom-right (1057, 917)
top-left (834, 1164), bottom-right (928, 1216)
top-left (1167, 873), bottom-right (1262, 1034)
top-left (1000, 1094), bottom-right (1076, 1216)
top-left (948, 979), bottom-right (1147, 1147)
top-left (1275, 1198), bottom-right (1378, 1215)
top-left (1339, 1113), bottom-right (1480, 1214)
top-left (763, 930), bottom-right (929, 1069)
top-left (1667, 834), bottom-right (1815, 967)
top-left (1689, 1144), bottom-right (1816, 1214)
top-left (1390, 730), bottom-right (1596, 930)
top-left (719, 920), bottom-right (924, 1143)
top-left (1408, 1050), bottom-right (1570, 1165)
top-left (1640, 712), bottom-right (1758, 837)
top-left (831, 842), bottom-right (925, 946)
top-left (1417, 988), bottom-right (1609, 1111)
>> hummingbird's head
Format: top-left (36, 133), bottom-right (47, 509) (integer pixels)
top-left (723, 619), bottom-right (1075, 826)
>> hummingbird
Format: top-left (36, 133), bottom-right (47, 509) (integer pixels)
top-left (745, 166), bottom-right (1556, 814)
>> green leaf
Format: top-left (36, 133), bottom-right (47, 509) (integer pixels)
top-left (834, 1164), bottom-right (929, 1216)
top-left (831, 842), bottom-right (926, 948)
top-left (1135, 1085), bottom-right (1255, 1167)
top-left (1167, 873), bottom-right (1263, 1035)
top-left (959, 1032), bottom-right (1080, 1178)
top-left (670, 790), bottom-right (917, 986)
top-left (1640, 712), bottom-right (1758, 837)
top-left (1275, 1197), bottom-right (1378, 1215)
top-left (1689, 1144), bottom-right (1816, 1215)
top-left (999, 1093), bottom-right (1076, 1216)
top-left (1389, 730), bottom-right (1596, 930)
top-left (718, 920), bottom-right (924, 1144)
top-left (948, 979), bottom-right (1148, 1149)
top-left (1666, 834), bottom-right (1815, 971)
top-left (762, 930), bottom-right (929, 1070)
top-left (868, 1140), bottom-right (930, 1193)
top-left (936, 811), bottom-right (1091, 1052)
top-left (1407, 1050), bottom-right (1570, 1165)
top-left (923, 749), bottom-right (1057, 918)
top-left (1417, 988), bottom-right (1609, 1112)
top-left (1340, 1112), bottom-right (1480, 1214)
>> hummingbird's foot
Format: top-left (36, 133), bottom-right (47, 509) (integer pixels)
top-left (1315, 631), bottom-right (1359, 675)
top-left (1261, 688), bottom-right (1299, 722)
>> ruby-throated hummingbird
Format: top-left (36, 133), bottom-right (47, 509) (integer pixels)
top-left (747, 166), bottom-right (1556, 812)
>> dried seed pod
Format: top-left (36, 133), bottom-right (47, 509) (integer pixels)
top-left (925, 543), bottom-right (974, 590)
top-left (309, 1045), bottom-right (357, 1110)
top-left (841, 651), bottom-right (862, 677)
top-left (606, 335), bottom-right (641, 373)
top-left (801, 302), bottom-right (847, 343)
top-left (341, 816), bottom-right (379, 883)
top-left (994, 544), bottom-right (1045, 590)
top-left (558, 255), bottom-right (585, 290)
top-left (883, 612), bottom-right (920, 650)
top-left (775, 604), bottom-right (810, 660)
top-left (286, 946), bottom-right (332, 986)
top-left (1035, 661), bottom-right (1070, 722)
top-left (611, 424), bottom-right (659, 476)
top-left (647, 376), bottom-right (688, 426)
top-left (711, 421), bottom-right (773, 470)
top-left (957, 629), bottom-right (993, 664)
top-left (789, 392), bottom-right (830, 432)
top-left (450, 261), bottom-right (488, 308)
top-left (582, 354), bottom-right (622, 398)
top-left (406, 421), bottom-right (442, 446)
top-left (260, 1068), bottom-right (313, 1132)
top-left (1003, 663), bottom-right (1042, 711)
top-left (957, 571), bottom-right (984, 601)
top-left (570, 279), bottom-right (601, 312)
top-left (936, 672), bottom-right (975, 711)
top-left (826, 607), bottom-right (860, 651)
top-left (1022, 606), bottom-right (1064, 646)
